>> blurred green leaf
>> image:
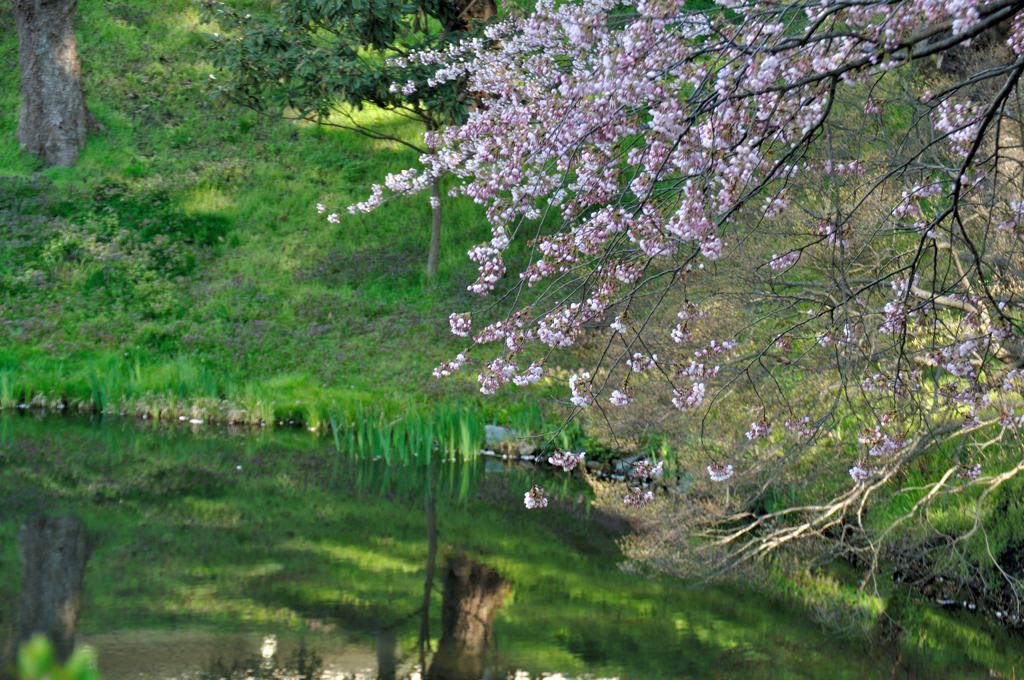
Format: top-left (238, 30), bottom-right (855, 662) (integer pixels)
top-left (18, 634), bottom-right (101, 680)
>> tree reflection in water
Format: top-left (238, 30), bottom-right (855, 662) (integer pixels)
top-left (18, 516), bottom-right (91, 664)
top-left (195, 489), bottom-right (512, 680)
top-left (11, 416), bottom-right (994, 680)
top-left (426, 557), bottom-right (510, 680)
top-left (199, 636), bottom-right (322, 680)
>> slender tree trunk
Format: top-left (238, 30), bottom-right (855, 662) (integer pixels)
top-left (18, 516), bottom-right (90, 663)
top-left (374, 626), bottom-right (398, 680)
top-left (427, 175), bottom-right (443, 282)
top-left (14, 0), bottom-right (96, 167)
top-left (418, 494), bottom-right (438, 670)
top-left (1, 616), bottom-right (14, 680)
top-left (1, 546), bottom-right (14, 680)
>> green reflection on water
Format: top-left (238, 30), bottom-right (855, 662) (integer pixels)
top-left (0, 413), bottom-right (1021, 679)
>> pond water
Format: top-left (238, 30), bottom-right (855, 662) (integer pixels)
top-left (1, 412), bottom-right (1021, 679)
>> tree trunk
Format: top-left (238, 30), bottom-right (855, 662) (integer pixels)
top-left (427, 175), bottom-right (443, 282)
top-left (18, 516), bottom-right (90, 663)
top-left (446, 0), bottom-right (497, 32)
top-left (426, 557), bottom-right (510, 680)
top-left (0, 617), bottom-right (14, 680)
top-left (419, 494), bottom-right (438, 670)
top-left (1, 543), bottom-right (14, 680)
top-left (14, 0), bottom-right (96, 167)
top-left (374, 626), bottom-right (398, 680)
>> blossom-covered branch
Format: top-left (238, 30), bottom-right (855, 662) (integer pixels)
top-left (358, 0), bottom-right (1024, 618)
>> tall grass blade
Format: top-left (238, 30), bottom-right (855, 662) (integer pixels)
top-left (328, 410), bottom-right (342, 489)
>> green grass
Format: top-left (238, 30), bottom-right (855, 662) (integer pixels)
top-left (0, 0), bottom-right (554, 435)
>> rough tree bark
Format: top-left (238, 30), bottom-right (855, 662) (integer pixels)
top-left (426, 556), bottom-right (510, 680)
top-left (18, 516), bottom-right (90, 663)
top-left (13, 0), bottom-right (97, 167)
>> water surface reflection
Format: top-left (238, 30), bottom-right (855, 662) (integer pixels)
top-left (1, 413), bottom-right (1020, 679)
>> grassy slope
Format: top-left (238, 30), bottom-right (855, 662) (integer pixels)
top-left (0, 0), bottom-right (551, 429)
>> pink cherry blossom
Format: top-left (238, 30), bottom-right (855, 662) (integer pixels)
top-left (349, 0), bottom-right (1024, 579)
top-left (633, 460), bottom-right (664, 480)
top-left (609, 387), bottom-right (634, 406)
top-left (745, 421), bottom-right (772, 441)
top-left (548, 450), bottom-right (585, 472)
top-left (707, 464), bottom-right (734, 483)
top-left (524, 485), bottom-right (548, 509)
top-left (849, 464), bottom-right (878, 484)
top-left (624, 487), bottom-right (653, 508)
top-left (958, 464), bottom-right (982, 481)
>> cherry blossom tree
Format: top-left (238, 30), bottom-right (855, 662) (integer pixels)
top-left (348, 0), bottom-right (1024, 623)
